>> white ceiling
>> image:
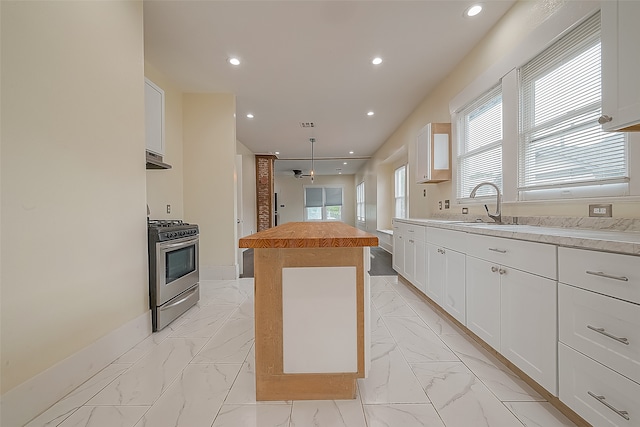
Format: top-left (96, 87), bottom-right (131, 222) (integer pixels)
top-left (143, 1), bottom-right (515, 176)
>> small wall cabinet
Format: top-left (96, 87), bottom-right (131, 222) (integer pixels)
top-left (145, 78), bottom-right (165, 155)
top-left (600, 0), bottom-right (640, 132)
top-left (415, 123), bottom-right (451, 183)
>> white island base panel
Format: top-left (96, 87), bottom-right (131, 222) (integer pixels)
top-left (283, 266), bottom-right (358, 374)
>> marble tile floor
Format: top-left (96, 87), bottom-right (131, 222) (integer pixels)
top-left (24, 276), bottom-right (578, 427)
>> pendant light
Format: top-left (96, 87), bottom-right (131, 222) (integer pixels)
top-left (309, 137), bottom-right (315, 183)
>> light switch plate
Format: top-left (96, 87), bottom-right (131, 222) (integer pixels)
top-left (589, 204), bottom-right (612, 217)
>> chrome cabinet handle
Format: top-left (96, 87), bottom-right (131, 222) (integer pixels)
top-left (491, 266), bottom-right (499, 273)
top-left (598, 115), bottom-right (613, 124)
top-left (587, 325), bottom-right (629, 345)
top-left (586, 270), bottom-right (629, 282)
top-left (489, 248), bottom-right (507, 253)
top-left (409, 239), bottom-right (414, 243)
top-left (587, 391), bottom-right (630, 420)
top-left (437, 248), bottom-right (446, 254)
top-left (499, 268), bottom-right (506, 275)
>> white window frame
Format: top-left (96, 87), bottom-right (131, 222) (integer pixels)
top-left (356, 181), bottom-right (365, 224)
top-left (303, 185), bottom-right (344, 221)
top-left (394, 165), bottom-right (407, 219)
top-left (456, 85), bottom-right (503, 201)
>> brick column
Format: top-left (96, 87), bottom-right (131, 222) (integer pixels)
top-left (256, 154), bottom-right (277, 231)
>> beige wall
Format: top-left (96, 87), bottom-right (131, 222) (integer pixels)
top-left (358, 0), bottom-right (640, 226)
top-left (1, 0), bottom-right (147, 394)
top-left (275, 175), bottom-right (356, 226)
top-left (145, 63), bottom-right (184, 220)
top-left (183, 93), bottom-right (238, 278)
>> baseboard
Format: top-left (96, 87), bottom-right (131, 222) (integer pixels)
top-left (200, 264), bottom-right (238, 280)
top-left (0, 311), bottom-right (151, 427)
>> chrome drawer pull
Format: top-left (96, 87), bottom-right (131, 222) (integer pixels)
top-left (488, 248), bottom-right (507, 253)
top-left (585, 271), bottom-right (629, 282)
top-left (587, 325), bottom-right (629, 345)
top-left (587, 391), bottom-right (630, 421)
top-left (491, 266), bottom-right (499, 273)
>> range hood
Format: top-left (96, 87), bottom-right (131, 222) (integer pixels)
top-left (146, 151), bottom-right (172, 170)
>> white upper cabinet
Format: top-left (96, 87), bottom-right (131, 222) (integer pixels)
top-left (600, 0), bottom-right (640, 132)
top-left (415, 123), bottom-right (451, 183)
top-left (145, 78), bottom-right (165, 155)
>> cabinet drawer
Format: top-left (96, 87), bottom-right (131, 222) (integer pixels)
top-left (466, 233), bottom-right (556, 279)
top-left (558, 247), bottom-right (640, 305)
top-left (559, 343), bottom-right (639, 427)
top-left (559, 283), bottom-right (640, 384)
top-left (426, 227), bottom-right (466, 252)
top-left (404, 224), bottom-right (426, 242)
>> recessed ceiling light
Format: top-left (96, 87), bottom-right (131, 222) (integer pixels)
top-left (246, 113), bottom-right (254, 119)
top-left (343, 162), bottom-right (348, 165)
top-left (465, 4), bottom-right (483, 17)
top-left (228, 57), bottom-right (240, 66)
top-left (349, 151), bottom-right (354, 154)
top-left (367, 111), bottom-right (374, 116)
top-left (372, 57), bottom-right (383, 65)
top-left (275, 151), bottom-right (280, 155)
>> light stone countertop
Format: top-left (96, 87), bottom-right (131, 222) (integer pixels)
top-left (394, 218), bottom-right (640, 256)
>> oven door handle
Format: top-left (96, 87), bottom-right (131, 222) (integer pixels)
top-left (160, 285), bottom-right (199, 311)
top-left (161, 238), bottom-right (199, 250)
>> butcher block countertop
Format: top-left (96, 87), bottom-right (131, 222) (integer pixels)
top-left (239, 222), bottom-right (379, 249)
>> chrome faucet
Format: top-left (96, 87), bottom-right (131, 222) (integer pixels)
top-left (470, 182), bottom-right (502, 224)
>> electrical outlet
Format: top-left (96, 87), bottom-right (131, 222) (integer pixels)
top-left (462, 207), bottom-right (469, 214)
top-left (444, 200), bottom-right (450, 209)
top-left (166, 204), bottom-right (171, 214)
top-left (438, 201), bottom-right (442, 210)
top-left (423, 189), bottom-right (426, 197)
top-left (589, 204), bottom-right (612, 217)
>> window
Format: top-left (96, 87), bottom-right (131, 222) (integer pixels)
top-left (394, 165), bottom-right (407, 218)
top-left (457, 86), bottom-right (503, 199)
top-left (304, 186), bottom-right (343, 221)
top-left (356, 181), bottom-right (365, 223)
top-left (519, 11), bottom-right (627, 199)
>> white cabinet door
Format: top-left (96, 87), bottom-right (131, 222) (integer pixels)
top-left (601, 0), bottom-right (640, 131)
top-left (466, 256), bottom-right (500, 351)
top-left (415, 123), bottom-right (451, 183)
top-left (443, 249), bottom-right (466, 325)
top-left (414, 239), bottom-right (427, 295)
top-left (392, 228), bottom-right (404, 275)
top-left (404, 237), bottom-right (416, 283)
top-left (145, 78), bottom-right (165, 155)
top-left (501, 267), bottom-right (557, 395)
top-left (426, 243), bottom-right (445, 305)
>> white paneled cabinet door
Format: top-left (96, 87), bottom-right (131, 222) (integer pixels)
top-left (144, 78), bottom-right (165, 155)
top-left (392, 225), bottom-right (404, 275)
top-left (443, 249), bottom-right (466, 325)
top-left (601, 0), bottom-right (640, 131)
top-left (466, 256), bottom-right (500, 351)
top-left (425, 243), bottom-right (445, 305)
top-left (501, 268), bottom-right (558, 395)
top-left (404, 237), bottom-right (416, 283)
top-left (414, 239), bottom-right (427, 294)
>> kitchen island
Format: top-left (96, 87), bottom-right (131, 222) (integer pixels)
top-left (239, 222), bottom-right (378, 401)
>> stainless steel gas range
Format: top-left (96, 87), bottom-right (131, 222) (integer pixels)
top-left (147, 220), bottom-right (199, 331)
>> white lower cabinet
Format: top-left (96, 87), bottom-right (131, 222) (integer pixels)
top-left (466, 256), bottom-right (501, 350)
top-left (392, 222), bottom-right (404, 275)
top-left (425, 243), bottom-right (445, 304)
top-left (414, 239), bottom-right (427, 294)
top-left (466, 235), bottom-right (558, 395)
top-left (559, 343), bottom-right (638, 427)
top-left (442, 249), bottom-right (465, 324)
top-left (501, 268), bottom-right (557, 394)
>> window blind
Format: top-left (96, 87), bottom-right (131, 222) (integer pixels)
top-left (304, 187), bottom-right (323, 207)
top-left (519, 11), bottom-right (627, 195)
top-left (457, 86), bottom-right (503, 198)
top-left (325, 188), bottom-right (343, 206)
